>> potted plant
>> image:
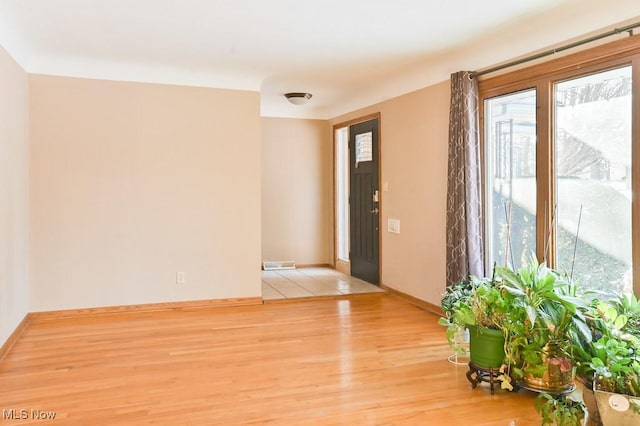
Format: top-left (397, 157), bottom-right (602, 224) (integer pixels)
top-left (438, 276), bottom-right (475, 357)
top-left (571, 295), bottom-right (640, 425)
top-left (535, 393), bottom-right (586, 426)
top-left (439, 275), bottom-right (510, 369)
top-left (495, 257), bottom-right (591, 392)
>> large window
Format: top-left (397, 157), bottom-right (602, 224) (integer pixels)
top-left (555, 67), bottom-right (632, 295)
top-left (480, 37), bottom-right (639, 297)
top-left (485, 89), bottom-right (537, 270)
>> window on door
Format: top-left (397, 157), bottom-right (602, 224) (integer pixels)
top-left (481, 43), bottom-right (637, 297)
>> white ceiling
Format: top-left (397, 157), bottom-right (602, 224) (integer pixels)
top-left (1, 0), bottom-right (639, 119)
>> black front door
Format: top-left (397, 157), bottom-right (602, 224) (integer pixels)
top-left (349, 118), bottom-right (380, 285)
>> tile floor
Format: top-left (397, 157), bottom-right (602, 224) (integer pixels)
top-left (262, 267), bottom-right (385, 301)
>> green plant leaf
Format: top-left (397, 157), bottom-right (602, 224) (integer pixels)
top-left (437, 317), bottom-right (450, 327)
top-left (614, 314), bottom-right (628, 330)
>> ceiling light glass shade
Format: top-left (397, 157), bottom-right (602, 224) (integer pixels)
top-left (285, 92), bottom-right (312, 105)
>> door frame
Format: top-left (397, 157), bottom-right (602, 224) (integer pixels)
top-left (332, 112), bottom-right (382, 279)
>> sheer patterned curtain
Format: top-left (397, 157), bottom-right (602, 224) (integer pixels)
top-left (446, 71), bottom-right (484, 286)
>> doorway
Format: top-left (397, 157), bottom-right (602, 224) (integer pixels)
top-left (335, 115), bottom-right (381, 285)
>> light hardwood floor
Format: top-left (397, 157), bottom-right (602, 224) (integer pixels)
top-left (0, 294), bottom-right (540, 425)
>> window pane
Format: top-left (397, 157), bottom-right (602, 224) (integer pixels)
top-left (555, 66), bottom-right (632, 296)
top-left (355, 131), bottom-right (373, 164)
top-left (485, 89), bottom-right (537, 270)
top-left (335, 127), bottom-right (349, 261)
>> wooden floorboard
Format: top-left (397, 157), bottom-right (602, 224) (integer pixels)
top-left (0, 294), bottom-right (539, 425)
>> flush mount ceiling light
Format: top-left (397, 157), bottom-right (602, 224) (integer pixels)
top-left (285, 92), bottom-right (312, 105)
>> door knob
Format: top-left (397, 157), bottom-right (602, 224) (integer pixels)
top-left (370, 208), bottom-right (379, 214)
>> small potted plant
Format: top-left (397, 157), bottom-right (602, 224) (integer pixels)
top-left (571, 295), bottom-right (640, 425)
top-left (439, 276), bottom-right (475, 357)
top-left (439, 275), bottom-right (510, 369)
top-left (535, 393), bottom-right (586, 426)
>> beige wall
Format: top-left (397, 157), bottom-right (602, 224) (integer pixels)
top-left (261, 118), bottom-right (333, 265)
top-left (29, 75), bottom-right (262, 312)
top-left (331, 81), bottom-right (450, 306)
top-left (0, 45), bottom-right (29, 345)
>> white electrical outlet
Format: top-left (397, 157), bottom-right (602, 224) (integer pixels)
top-left (388, 218), bottom-right (400, 234)
top-left (176, 271), bottom-right (185, 284)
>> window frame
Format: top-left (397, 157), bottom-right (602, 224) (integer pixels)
top-left (478, 35), bottom-right (640, 296)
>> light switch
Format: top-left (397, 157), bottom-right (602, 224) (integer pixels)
top-left (388, 218), bottom-right (400, 234)
top-left (383, 181), bottom-right (389, 192)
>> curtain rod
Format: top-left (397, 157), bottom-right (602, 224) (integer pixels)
top-left (470, 21), bottom-right (640, 79)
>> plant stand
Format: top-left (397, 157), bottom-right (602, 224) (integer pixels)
top-left (466, 362), bottom-right (504, 394)
top-left (517, 380), bottom-right (576, 395)
top-left (447, 328), bottom-right (470, 365)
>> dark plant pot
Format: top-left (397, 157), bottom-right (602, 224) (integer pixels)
top-left (468, 325), bottom-right (505, 368)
